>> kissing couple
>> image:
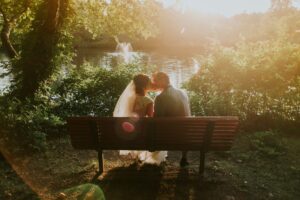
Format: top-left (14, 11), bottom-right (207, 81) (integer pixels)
top-left (113, 72), bottom-right (191, 167)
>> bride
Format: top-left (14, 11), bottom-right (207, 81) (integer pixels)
top-left (113, 74), bottom-right (167, 165)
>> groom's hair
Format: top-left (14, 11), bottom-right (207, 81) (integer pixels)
top-left (153, 72), bottom-right (170, 84)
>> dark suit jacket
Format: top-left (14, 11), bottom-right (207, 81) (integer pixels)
top-left (154, 85), bottom-right (191, 117)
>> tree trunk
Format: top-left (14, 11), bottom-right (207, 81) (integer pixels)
top-left (0, 22), bottom-right (18, 58)
top-left (13, 0), bottom-right (70, 99)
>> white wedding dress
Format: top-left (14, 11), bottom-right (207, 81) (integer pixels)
top-left (113, 81), bottom-right (167, 165)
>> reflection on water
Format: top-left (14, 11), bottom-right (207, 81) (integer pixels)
top-left (75, 48), bottom-right (201, 88)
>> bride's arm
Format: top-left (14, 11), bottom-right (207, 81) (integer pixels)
top-left (146, 102), bottom-right (154, 117)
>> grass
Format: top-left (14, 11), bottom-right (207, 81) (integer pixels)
top-left (221, 131), bottom-right (300, 200)
top-left (0, 131), bottom-right (299, 200)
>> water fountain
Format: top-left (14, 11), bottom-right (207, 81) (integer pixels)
top-left (116, 42), bottom-right (133, 53)
top-left (114, 42), bottom-right (135, 64)
top-left (96, 41), bottom-right (143, 70)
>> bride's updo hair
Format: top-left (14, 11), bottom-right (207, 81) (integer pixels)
top-left (133, 74), bottom-right (151, 96)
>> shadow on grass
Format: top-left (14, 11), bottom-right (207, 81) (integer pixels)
top-left (93, 162), bottom-right (163, 200)
top-left (174, 168), bottom-right (190, 200)
top-left (173, 167), bottom-right (231, 200)
top-left (0, 153), bottom-right (40, 200)
top-left (90, 159), bottom-right (231, 200)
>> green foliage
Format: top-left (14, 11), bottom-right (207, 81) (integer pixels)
top-left (50, 62), bottom-right (142, 117)
top-left (0, 61), bottom-right (145, 152)
top-left (0, 0), bottom-right (31, 20)
top-left (74, 0), bottom-right (160, 40)
top-left (185, 38), bottom-right (300, 133)
top-left (248, 131), bottom-right (286, 158)
top-left (0, 96), bottom-right (64, 152)
top-left (0, 0), bottom-right (41, 56)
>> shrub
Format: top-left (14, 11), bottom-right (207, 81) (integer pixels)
top-left (185, 39), bottom-right (300, 133)
top-left (0, 61), bottom-right (146, 152)
top-left (49, 62), bottom-right (144, 118)
top-left (0, 96), bottom-right (63, 152)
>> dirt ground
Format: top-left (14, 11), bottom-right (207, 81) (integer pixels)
top-left (1, 133), bottom-right (299, 200)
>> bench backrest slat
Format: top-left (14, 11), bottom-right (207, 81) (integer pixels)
top-left (67, 118), bottom-right (98, 150)
top-left (67, 117), bottom-right (239, 151)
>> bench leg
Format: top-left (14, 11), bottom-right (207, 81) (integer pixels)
top-left (199, 151), bottom-right (205, 175)
top-left (98, 150), bottom-right (103, 175)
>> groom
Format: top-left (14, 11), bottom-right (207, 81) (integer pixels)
top-left (152, 72), bottom-right (191, 167)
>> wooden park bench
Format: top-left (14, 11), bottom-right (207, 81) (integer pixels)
top-left (67, 116), bottom-right (239, 176)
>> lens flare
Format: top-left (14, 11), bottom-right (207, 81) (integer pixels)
top-left (122, 122), bottom-right (135, 133)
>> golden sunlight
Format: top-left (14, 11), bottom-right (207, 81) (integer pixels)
top-left (164, 0), bottom-right (284, 16)
top-left (1, 0), bottom-right (300, 199)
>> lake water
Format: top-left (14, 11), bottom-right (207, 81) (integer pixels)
top-left (0, 53), bottom-right (10, 93)
top-left (0, 48), bottom-right (201, 92)
top-left (75, 48), bottom-right (201, 88)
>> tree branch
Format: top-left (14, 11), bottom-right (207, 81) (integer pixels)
top-left (0, 4), bottom-right (8, 23)
top-left (10, 0), bottom-right (32, 23)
